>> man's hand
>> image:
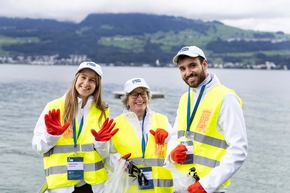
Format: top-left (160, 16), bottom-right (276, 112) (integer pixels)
top-left (149, 128), bottom-right (168, 144)
top-left (170, 144), bottom-right (188, 163)
top-left (188, 181), bottom-right (206, 193)
top-left (44, 109), bottom-right (70, 135)
top-left (91, 118), bottom-right (119, 141)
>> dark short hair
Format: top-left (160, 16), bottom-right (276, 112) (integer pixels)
top-left (177, 55), bottom-right (205, 64)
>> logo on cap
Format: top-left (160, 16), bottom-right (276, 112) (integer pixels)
top-left (86, 62), bottom-right (96, 67)
top-left (180, 47), bottom-right (189, 52)
top-left (132, 79), bottom-right (142, 84)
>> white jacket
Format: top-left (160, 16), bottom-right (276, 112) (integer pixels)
top-left (106, 107), bottom-right (177, 171)
top-left (32, 96), bottom-right (109, 193)
top-left (171, 73), bottom-right (248, 193)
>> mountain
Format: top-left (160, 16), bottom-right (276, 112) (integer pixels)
top-left (0, 13), bottom-right (290, 68)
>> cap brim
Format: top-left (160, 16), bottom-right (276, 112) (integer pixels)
top-left (172, 53), bottom-right (199, 64)
top-left (126, 86), bottom-right (149, 93)
top-left (76, 66), bottom-right (102, 77)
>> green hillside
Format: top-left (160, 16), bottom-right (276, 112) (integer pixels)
top-left (0, 13), bottom-right (289, 68)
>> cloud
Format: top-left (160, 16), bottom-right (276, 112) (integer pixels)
top-left (221, 18), bottom-right (290, 33)
top-left (0, 0), bottom-right (290, 33)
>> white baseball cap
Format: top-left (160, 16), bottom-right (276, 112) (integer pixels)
top-left (76, 61), bottom-right (103, 78)
top-left (124, 78), bottom-right (150, 94)
top-left (172, 46), bottom-right (206, 64)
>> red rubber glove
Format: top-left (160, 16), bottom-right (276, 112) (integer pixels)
top-left (91, 118), bottom-right (119, 141)
top-left (44, 109), bottom-right (70, 135)
top-left (170, 144), bottom-right (188, 163)
top-left (150, 128), bottom-right (168, 144)
top-left (121, 153), bottom-right (131, 160)
top-left (188, 181), bottom-right (206, 193)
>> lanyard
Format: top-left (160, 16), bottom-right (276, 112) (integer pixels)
top-left (73, 116), bottom-right (84, 148)
top-left (186, 78), bottom-right (212, 132)
top-left (141, 111), bottom-right (146, 158)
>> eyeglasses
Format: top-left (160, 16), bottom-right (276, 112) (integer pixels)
top-left (130, 91), bottom-right (148, 99)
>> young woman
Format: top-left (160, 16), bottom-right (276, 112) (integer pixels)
top-left (32, 61), bottom-right (118, 193)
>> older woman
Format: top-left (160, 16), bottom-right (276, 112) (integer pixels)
top-left (107, 77), bottom-right (176, 193)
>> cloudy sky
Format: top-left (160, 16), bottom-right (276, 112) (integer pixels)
top-left (1, 0), bottom-right (290, 34)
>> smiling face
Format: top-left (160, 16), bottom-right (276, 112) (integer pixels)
top-left (127, 87), bottom-right (149, 116)
top-left (178, 56), bottom-right (208, 88)
top-left (75, 68), bottom-right (97, 104)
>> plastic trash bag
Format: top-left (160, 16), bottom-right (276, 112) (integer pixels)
top-left (104, 159), bottom-right (140, 193)
top-left (164, 163), bottom-right (195, 193)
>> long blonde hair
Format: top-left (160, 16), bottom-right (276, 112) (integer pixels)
top-left (63, 72), bottom-right (108, 137)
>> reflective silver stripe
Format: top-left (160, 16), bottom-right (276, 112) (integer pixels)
top-left (45, 161), bottom-right (104, 176)
top-left (153, 179), bottom-right (173, 187)
top-left (81, 144), bottom-right (95, 152)
top-left (85, 161), bottom-right (105, 172)
top-left (144, 158), bottom-right (165, 166)
top-left (43, 144), bottom-right (94, 157)
top-left (130, 158), bottom-right (164, 166)
top-left (194, 133), bottom-right (228, 149)
top-left (130, 158), bottom-right (143, 165)
top-left (194, 155), bottom-right (220, 168)
top-left (184, 154), bottom-right (220, 168)
top-left (178, 130), bottom-right (187, 137)
top-left (178, 130), bottom-right (228, 149)
top-left (45, 165), bottom-right (66, 176)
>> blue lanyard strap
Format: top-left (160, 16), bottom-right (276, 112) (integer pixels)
top-left (73, 116), bottom-right (84, 148)
top-left (141, 111), bottom-right (147, 158)
top-left (186, 85), bottom-right (206, 132)
top-left (186, 76), bottom-right (213, 132)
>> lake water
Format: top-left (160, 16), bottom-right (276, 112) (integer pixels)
top-left (0, 64), bottom-right (289, 193)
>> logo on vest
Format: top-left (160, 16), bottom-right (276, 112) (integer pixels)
top-left (196, 110), bottom-right (211, 133)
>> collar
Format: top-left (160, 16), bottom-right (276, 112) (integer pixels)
top-left (123, 107), bottom-right (153, 120)
top-left (191, 73), bottom-right (213, 92)
top-left (77, 96), bottom-right (93, 109)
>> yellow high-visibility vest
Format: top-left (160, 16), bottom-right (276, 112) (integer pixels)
top-left (43, 97), bottom-right (108, 189)
top-left (112, 112), bottom-right (174, 193)
top-left (175, 84), bottom-right (242, 188)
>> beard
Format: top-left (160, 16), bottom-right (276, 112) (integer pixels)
top-left (184, 69), bottom-right (207, 88)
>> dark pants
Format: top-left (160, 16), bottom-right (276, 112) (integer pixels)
top-left (72, 184), bottom-right (93, 193)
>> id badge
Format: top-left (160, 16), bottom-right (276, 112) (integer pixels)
top-left (67, 157), bottom-right (84, 180)
top-left (179, 136), bottom-right (194, 164)
top-left (138, 167), bottom-right (154, 190)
